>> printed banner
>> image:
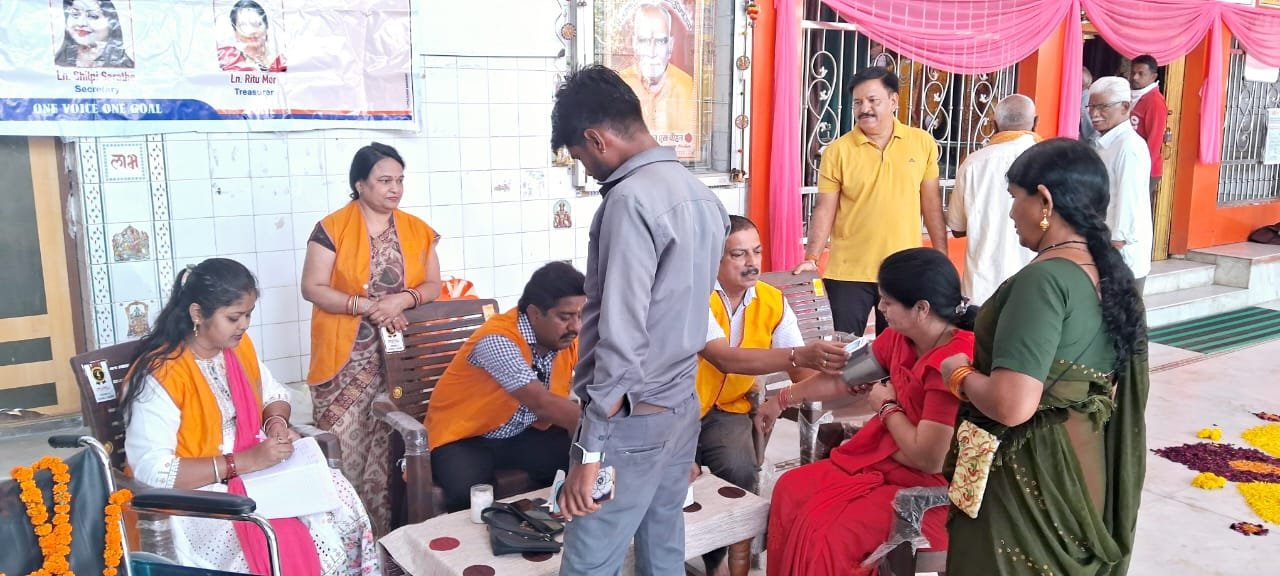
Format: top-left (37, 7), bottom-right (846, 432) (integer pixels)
top-left (0, 0), bottom-right (414, 136)
top-left (598, 0), bottom-right (706, 162)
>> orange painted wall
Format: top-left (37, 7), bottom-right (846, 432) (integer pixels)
top-left (1169, 24), bottom-right (1280, 253)
top-left (748, 6), bottom-right (777, 271)
top-left (1018, 20), bottom-right (1067, 139)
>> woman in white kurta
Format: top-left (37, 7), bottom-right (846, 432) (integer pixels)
top-left (121, 258), bottom-right (378, 575)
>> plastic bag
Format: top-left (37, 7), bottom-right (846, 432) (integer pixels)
top-left (861, 486), bottom-right (951, 567)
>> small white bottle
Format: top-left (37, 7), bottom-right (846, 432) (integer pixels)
top-left (470, 484), bottom-right (494, 524)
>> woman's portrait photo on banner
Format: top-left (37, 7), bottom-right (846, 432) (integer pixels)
top-left (214, 0), bottom-right (287, 73)
top-left (52, 0), bottom-right (136, 69)
top-left (599, 0), bottom-right (704, 161)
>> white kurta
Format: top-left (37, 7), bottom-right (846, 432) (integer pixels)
top-left (946, 134), bottom-right (1039, 305)
top-left (125, 354), bottom-right (378, 575)
top-left (1095, 122), bottom-right (1153, 280)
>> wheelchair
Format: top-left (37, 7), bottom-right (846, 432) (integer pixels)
top-left (1, 435), bottom-right (281, 576)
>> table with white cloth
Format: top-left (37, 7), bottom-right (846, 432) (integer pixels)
top-left (378, 472), bottom-right (770, 576)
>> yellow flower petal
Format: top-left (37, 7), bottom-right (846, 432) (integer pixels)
top-left (1242, 424), bottom-right (1280, 458)
top-left (1191, 471), bottom-right (1228, 489)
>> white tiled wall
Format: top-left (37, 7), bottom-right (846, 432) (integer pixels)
top-left (77, 54), bottom-right (746, 385)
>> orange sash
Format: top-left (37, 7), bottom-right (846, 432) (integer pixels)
top-left (306, 201), bottom-right (435, 385)
top-left (425, 309), bottom-right (576, 450)
top-left (987, 130), bottom-right (1042, 147)
top-left (151, 336), bottom-right (263, 458)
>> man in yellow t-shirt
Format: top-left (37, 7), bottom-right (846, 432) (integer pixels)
top-left (793, 67), bottom-right (946, 336)
top-left (617, 2), bottom-right (696, 138)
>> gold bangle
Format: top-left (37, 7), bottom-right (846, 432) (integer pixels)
top-left (948, 366), bottom-right (973, 401)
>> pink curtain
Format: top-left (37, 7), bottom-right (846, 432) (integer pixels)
top-left (769, 0), bottom-right (804, 270)
top-left (1077, 0), bottom-right (1280, 163)
top-left (818, 0), bottom-right (1075, 75)
top-left (766, 0), bottom-right (1280, 265)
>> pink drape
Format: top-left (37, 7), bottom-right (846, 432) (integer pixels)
top-left (223, 349), bottom-right (322, 576)
top-left (770, 0), bottom-right (804, 271)
top-left (767, 0), bottom-right (1280, 267)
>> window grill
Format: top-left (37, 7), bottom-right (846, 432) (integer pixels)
top-left (1218, 41), bottom-right (1280, 206)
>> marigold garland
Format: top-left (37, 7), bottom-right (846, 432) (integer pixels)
top-left (102, 489), bottom-right (133, 576)
top-left (1196, 427), bottom-right (1223, 442)
top-left (1241, 423), bottom-right (1280, 459)
top-left (1191, 471), bottom-right (1227, 490)
top-left (1237, 482), bottom-right (1280, 524)
top-left (12, 456), bottom-right (75, 576)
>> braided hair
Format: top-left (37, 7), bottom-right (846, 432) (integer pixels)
top-left (120, 258), bottom-right (258, 421)
top-left (1006, 138), bottom-right (1146, 373)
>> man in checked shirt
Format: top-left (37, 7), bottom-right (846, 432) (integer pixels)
top-left (423, 261), bottom-right (586, 512)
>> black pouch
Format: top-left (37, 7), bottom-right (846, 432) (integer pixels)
top-left (480, 504), bottom-right (562, 556)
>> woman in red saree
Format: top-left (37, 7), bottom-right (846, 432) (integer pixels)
top-left (756, 248), bottom-right (976, 575)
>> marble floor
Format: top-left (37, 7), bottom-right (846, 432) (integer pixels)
top-left (5, 305), bottom-right (1280, 574)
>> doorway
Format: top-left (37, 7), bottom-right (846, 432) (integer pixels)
top-left (0, 137), bottom-right (83, 420)
top-left (1081, 29), bottom-right (1181, 260)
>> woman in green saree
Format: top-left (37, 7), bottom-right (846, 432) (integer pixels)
top-left (939, 138), bottom-right (1149, 575)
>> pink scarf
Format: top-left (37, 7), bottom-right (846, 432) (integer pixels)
top-left (223, 349), bottom-right (322, 576)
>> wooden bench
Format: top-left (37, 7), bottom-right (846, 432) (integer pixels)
top-left (372, 299), bottom-right (544, 528)
top-left (378, 473), bottom-right (769, 576)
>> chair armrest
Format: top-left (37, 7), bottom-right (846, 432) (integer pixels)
top-left (292, 424), bottom-right (343, 469)
top-left (132, 487), bottom-right (257, 517)
top-left (371, 392), bottom-right (437, 523)
top-left (371, 393), bottom-right (429, 457)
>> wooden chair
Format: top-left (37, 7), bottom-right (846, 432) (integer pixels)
top-left (68, 341), bottom-right (341, 558)
top-left (372, 299), bottom-right (542, 528)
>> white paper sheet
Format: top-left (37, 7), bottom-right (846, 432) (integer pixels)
top-left (239, 437), bottom-right (340, 519)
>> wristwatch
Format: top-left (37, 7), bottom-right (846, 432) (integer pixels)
top-left (570, 442), bottom-right (604, 465)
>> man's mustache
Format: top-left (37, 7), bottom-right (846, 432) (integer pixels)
top-left (858, 113), bottom-right (876, 119)
top-left (741, 267), bottom-right (760, 278)
top-left (560, 331), bottom-right (579, 340)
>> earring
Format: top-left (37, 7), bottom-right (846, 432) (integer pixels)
top-left (193, 321), bottom-right (200, 335)
top-left (1039, 210), bottom-right (1051, 232)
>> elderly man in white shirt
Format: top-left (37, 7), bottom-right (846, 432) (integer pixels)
top-left (947, 94), bottom-right (1040, 305)
top-left (1088, 76), bottom-right (1153, 290)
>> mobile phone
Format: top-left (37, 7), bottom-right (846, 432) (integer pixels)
top-left (510, 498), bottom-right (563, 534)
top-left (592, 465), bottom-right (615, 503)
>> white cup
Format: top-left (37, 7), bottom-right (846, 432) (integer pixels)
top-left (470, 484), bottom-right (493, 524)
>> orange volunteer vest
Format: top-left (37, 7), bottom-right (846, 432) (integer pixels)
top-left (307, 201), bottom-right (435, 385)
top-left (425, 309), bottom-right (577, 450)
top-left (695, 281), bottom-right (786, 417)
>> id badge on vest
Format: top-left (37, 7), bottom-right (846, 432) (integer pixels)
top-left (380, 326), bottom-right (405, 353)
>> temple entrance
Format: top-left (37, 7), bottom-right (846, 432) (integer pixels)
top-left (1082, 25), bottom-right (1181, 260)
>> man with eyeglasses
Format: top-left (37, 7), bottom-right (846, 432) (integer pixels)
top-left (1088, 76), bottom-right (1152, 292)
top-left (618, 2), bottom-right (696, 140)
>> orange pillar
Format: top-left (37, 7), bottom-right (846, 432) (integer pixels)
top-left (1017, 19), bottom-right (1067, 139)
top-left (1169, 23), bottom-right (1228, 253)
top-left (748, 5), bottom-right (777, 271)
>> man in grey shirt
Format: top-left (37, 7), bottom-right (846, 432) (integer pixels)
top-left (551, 65), bottom-right (730, 575)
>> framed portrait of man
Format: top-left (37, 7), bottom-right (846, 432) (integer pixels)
top-left (596, 0), bottom-right (706, 162)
